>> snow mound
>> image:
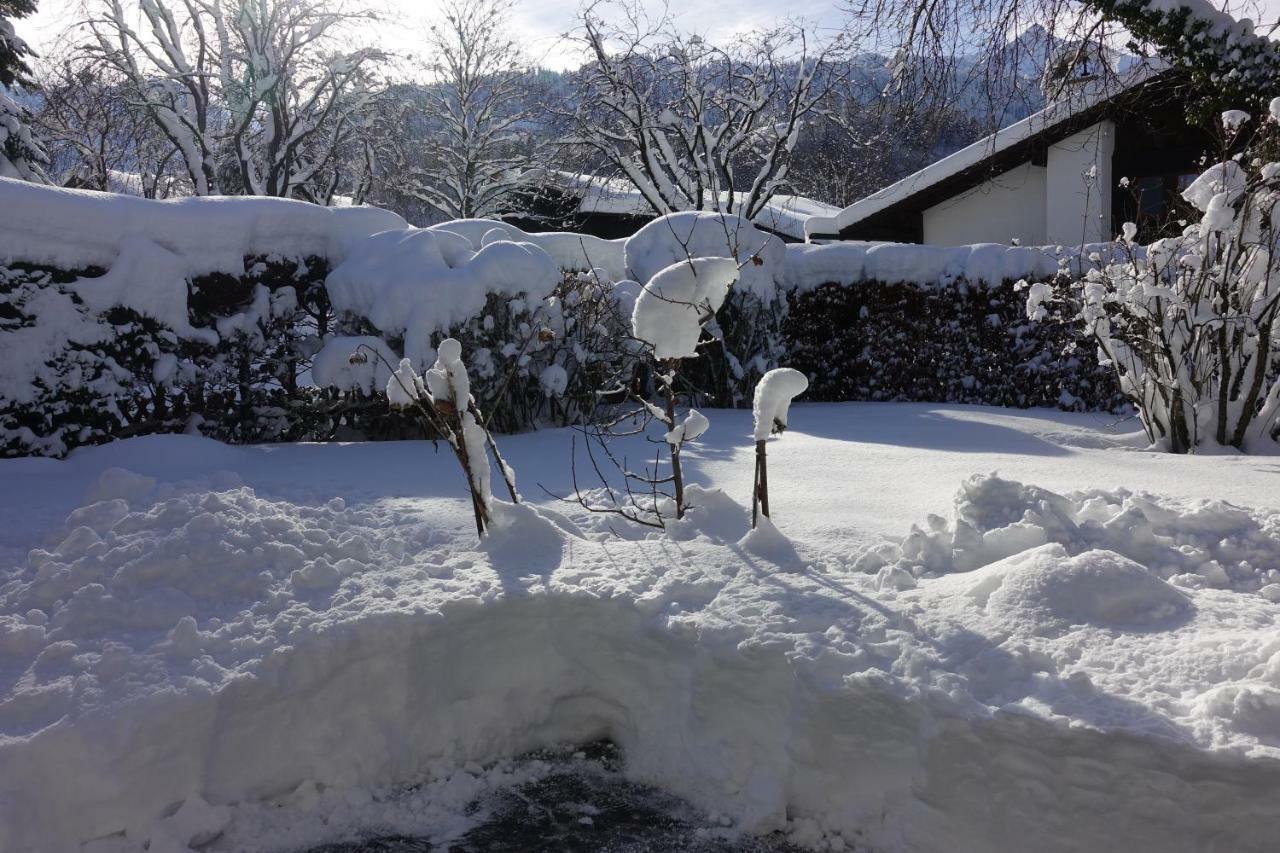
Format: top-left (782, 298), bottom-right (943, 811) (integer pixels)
top-left (938, 544), bottom-right (1191, 636)
top-left (326, 229), bottom-right (560, 369)
top-left (430, 218), bottom-right (627, 281)
top-left (624, 212), bottom-right (784, 300)
top-left (862, 473), bottom-right (1280, 595)
top-left (0, 176), bottom-right (405, 274)
top-left (2, 436), bottom-right (1279, 853)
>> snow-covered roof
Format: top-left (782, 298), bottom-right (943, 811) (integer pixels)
top-left (550, 171), bottom-right (841, 241)
top-left (804, 62), bottom-right (1169, 240)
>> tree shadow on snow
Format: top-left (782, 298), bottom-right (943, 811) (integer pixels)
top-left (748, 562), bottom-right (1196, 744)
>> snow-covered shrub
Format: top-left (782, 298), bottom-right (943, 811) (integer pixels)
top-left (0, 249), bottom-right (347, 456)
top-left (376, 337), bottom-right (507, 536)
top-left (624, 212), bottom-right (788, 409)
top-left (1026, 112), bottom-right (1280, 452)
top-left (0, 261), bottom-right (182, 456)
top-left (318, 226), bottom-right (638, 438)
top-left (629, 256), bottom-right (740, 519)
top-left (184, 255), bottom-right (334, 444)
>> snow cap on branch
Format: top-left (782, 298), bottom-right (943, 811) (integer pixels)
top-left (631, 257), bottom-right (739, 360)
top-left (753, 368), bottom-right (809, 441)
top-left (386, 358), bottom-right (423, 408)
top-left (624, 212), bottom-right (784, 300)
top-left (665, 409), bottom-right (710, 446)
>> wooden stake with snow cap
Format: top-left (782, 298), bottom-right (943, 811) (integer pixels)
top-left (751, 368), bottom-right (809, 528)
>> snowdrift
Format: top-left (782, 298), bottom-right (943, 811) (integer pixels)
top-left (1, 425), bottom-right (1279, 852)
top-left (0, 177), bottom-right (406, 275)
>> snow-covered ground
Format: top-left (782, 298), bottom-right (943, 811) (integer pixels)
top-left (2, 403), bottom-right (1279, 852)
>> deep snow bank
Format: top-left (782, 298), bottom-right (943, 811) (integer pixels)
top-left (1, 434), bottom-right (1279, 852)
top-left (0, 176), bottom-right (406, 275)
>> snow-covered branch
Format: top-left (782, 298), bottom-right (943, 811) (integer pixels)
top-left (565, 2), bottom-right (846, 221)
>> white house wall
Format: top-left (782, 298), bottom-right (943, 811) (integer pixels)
top-left (1046, 120), bottom-right (1116, 246)
top-left (922, 162), bottom-right (1048, 247)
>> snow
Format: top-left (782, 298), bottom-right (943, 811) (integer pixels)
top-left (0, 177), bottom-right (407, 275)
top-left (665, 409), bottom-right (710, 446)
top-left (66, 235), bottom-right (217, 344)
top-left (386, 359), bottom-right (423, 408)
top-left (550, 171), bottom-right (840, 242)
top-left (780, 240), bottom-right (1126, 289)
top-left (538, 363), bottom-right (569, 398)
top-left (431, 217), bottom-right (628, 282)
top-left (1, 403), bottom-right (1279, 852)
top-left (630, 257), bottom-right (740, 359)
top-left (1181, 160), bottom-right (1247, 212)
top-left (625, 211), bottom-right (784, 300)
top-left (752, 368), bottom-right (809, 441)
top-left (310, 336), bottom-right (396, 394)
top-left (325, 229), bottom-right (560, 369)
top-left (1222, 109), bottom-right (1252, 131)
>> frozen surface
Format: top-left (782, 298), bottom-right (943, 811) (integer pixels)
top-left (1, 407), bottom-right (1278, 853)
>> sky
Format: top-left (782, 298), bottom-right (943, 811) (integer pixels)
top-left (13, 0), bottom-right (1280, 72)
top-left (15, 0), bottom-right (852, 71)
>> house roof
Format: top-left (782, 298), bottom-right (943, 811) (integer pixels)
top-left (803, 62), bottom-right (1172, 241)
top-left (548, 171), bottom-right (842, 241)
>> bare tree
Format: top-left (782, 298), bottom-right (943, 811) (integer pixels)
top-left (217, 0), bottom-right (384, 200)
top-left (384, 0), bottom-right (539, 220)
top-left (33, 52), bottom-right (184, 195)
top-left (88, 0), bottom-right (222, 193)
top-left (85, 0), bottom-right (385, 198)
top-left (841, 0), bottom-right (1280, 114)
top-left (564, 1), bottom-right (846, 220)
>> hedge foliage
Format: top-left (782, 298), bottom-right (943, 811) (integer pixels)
top-left (0, 253), bottom-right (1124, 458)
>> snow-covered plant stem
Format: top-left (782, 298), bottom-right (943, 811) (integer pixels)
top-left (752, 439), bottom-right (770, 527)
top-left (361, 339), bottom-right (517, 538)
top-left (630, 256), bottom-right (736, 519)
top-left (750, 367), bottom-right (808, 527)
top-left (659, 367), bottom-right (688, 519)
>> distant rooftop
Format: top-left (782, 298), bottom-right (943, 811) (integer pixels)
top-left (804, 61), bottom-right (1171, 241)
top-left (548, 171), bottom-right (842, 242)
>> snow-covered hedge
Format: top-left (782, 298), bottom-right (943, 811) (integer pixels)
top-left (1, 178), bottom-right (1131, 457)
top-left (784, 275), bottom-right (1126, 412)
